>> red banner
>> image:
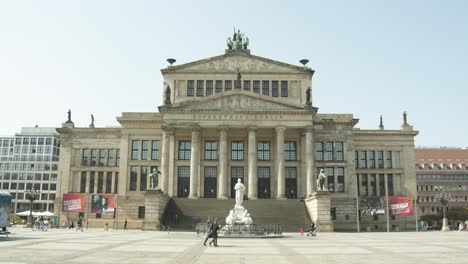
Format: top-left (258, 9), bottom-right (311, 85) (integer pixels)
top-left (389, 197), bottom-right (414, 216)
top-left (91, 194), bottom-right (116, 214)
top-left (62, 194), bottom-right (85, 212)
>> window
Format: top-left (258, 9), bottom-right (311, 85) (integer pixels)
top-left (258, 167), bottom-right (270, 178)
top-left (369, 151), bottom-right (375, 169)
top-left (131, 140), bottom-right (139, 160)
top-left (336, 142), bottom-right (344, 161)
top-left (23, 138), bottom-right (29, 145)
top-left (89, 172), bottom-right (95, 193)
top-left (243, 80), bottom-right (250, 91)
top-left (151, 140), bottom-right (159, 160)
top-left (196, 80), bottom-right (204, 96)
top-left (187, 80), bottom-right (194, 96)
top-left (178, 141), bottom-right (191, 160)
top-left (130, 166), bottom-right (137, 191)
top-left (99, 149), bottom-right (106, 166)
top-left (141, 140), bottom-right (149, 160)
top-left (387, 174), bottom-right (394, 196)
top-left (91, 149), bottom-right (97, 166)
top-left (257, 141), bottom-right (270, 161)
top-left (38, 138), bottom-right (44, 145)
top-left (262, 81), bottom-right (269, 95)
top-left (336, 167), bottom-right (345, 192)
top-left (116, 149), bottom-right (120, 166)
top-left (45, 138), bottom-right (52, 145)
top-left (272, 81), bottom-right (279, 97)
top-left (231, 141), bottom-right (244, 161)
top-left (316, 143), bottom-right (323, 161)
top-left (285, 141), bottom-right (296, 161)
top-left (206, 80), bottom-right (213, 96)
top-left (325, 142), bottom-right (333, 161)
top-left (140, 166), bottom-right (147, 191)
top-left (377, 151), bottom-right (384, 168)
top-left (108, 149), bottom-right (115, 166)
top-left (82, 149), bottom-right (89, 165)
top-left (253, 80), bottom-right (260, 94)
top-left (360, 151), bottom-right (367, 168)
top-left (360, 174), bottom-right (368, 196)
top-left (370, 174), bottom-right (376, 196)
top-left (331, 208), bottom-right (336, 220)
top-left (326, 167), bottom-right (334, 192)
top-left (204, 141), bottom-right (217, 160)
top-left (138, 206), bottom-right (145, 219)
top-left (281, 81), bottom-right (288, 97)
top-left (97, 172), bottom-right (104, 193)
top-left (106, 172), bottom-right (112, 193)
top-left (16, 138), bottom-right (21, 145)
top-left (215, 80), bottom-right (222, 94)
top-left (386, 151), bottom-right (392, 169)
top-left (225, 80), bottom-right (232, 91)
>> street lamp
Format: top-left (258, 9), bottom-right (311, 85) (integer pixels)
top-left (26, 188), bottom-right (40, 227)
top-left (436, 188), bottom-right (452, 231)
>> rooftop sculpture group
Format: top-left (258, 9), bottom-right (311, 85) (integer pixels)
top-left (227, 28), bottom-right (249, 50)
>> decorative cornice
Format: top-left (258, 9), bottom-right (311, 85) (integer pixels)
top-left (353, 130), bottom-right (419, 136)
top-left (56, 127), bottom-right (121, 135)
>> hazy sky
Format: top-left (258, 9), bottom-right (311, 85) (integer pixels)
top-left (0, 0), bottom-right (467, 147)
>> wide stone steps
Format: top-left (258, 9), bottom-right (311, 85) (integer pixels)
top-left (163, 198), bottom-right (311, 232)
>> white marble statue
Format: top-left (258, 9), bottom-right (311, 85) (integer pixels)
top-left (242, 211), bottom-right (253, 225)
top-left (234, 178), bottom-right (245, 207)
top-left (225, 210), bottom-right (235, 225)
top-left (317, 169), bottom-right (327, 191)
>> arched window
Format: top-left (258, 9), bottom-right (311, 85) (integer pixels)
top-left (432, 163), bottom-right (438, 170)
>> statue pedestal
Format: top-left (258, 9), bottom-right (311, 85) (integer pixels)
top-left (442, 217), bottom-right (450, 231)
top-left (142, 189), bottom-right (170, 231)
top-left (304, 191), bottom-right (334, 232)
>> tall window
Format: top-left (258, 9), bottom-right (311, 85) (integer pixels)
top-left (187, 80), bottom-right (194, 96)
top-left (178, 141), bottom-right (191, 160)
top-left (231, 141), bottom-right (244, 161)
top-left (326, 167), bottom-right (334, 192)
top-left (206, 80), bottom-right (213, 96)
top-left (116, 149), bottom-right (120, 166)
top-left (316, 143), bottom-right (323, 161)
top-left (97, 172), bottom-right (104, 193)
top-left (91, 149), bottom-right (97, 166)
top-left (151, 140), bottom-right (159, 160)
top-left (387, 174), bottom-right (394, 196)
top-left (370, 174), bottom-right (376, 196)
top-left (253, 80), bottom-right (260, 94)
top-left (80, 172), bottom-right (86, 193)
top-left (285, 141), bottom-right (296, 161)
top-left (243, 80), bottom-right (250, 91)
top-left (196, 80), bottom-right (204, 96)
top-left (272, 81), bottom-right (279, 97)
top-left (336, 167), bottom-right (345, 192)
top-left (360, 174), bottom-right (368, 196)
top-left (369, 151), bottom-right (375, 169)
top-left (99, 149), bottom-right (106, 166)
top-left (141, 140), bottom-right (149, 160)
top-left (82, 149), bottom-right (89, 166)
top-left (225, 80), bottom-right (232, 91)
top-left (106, 172), bottom-right (112, 193)
top-left (377, 151), bottom-right (384, 168)
top-left (386, 151), bottom-right (392, 169)
top-left (360, 151), bottom-right (367, 168)
top-left (205, 141), bottom-right (217, 160)
top-left (130, 166), bottom-right (137, 191)
top-left (257, 141), bottom-right (270, 161)
top-left (262, 81), bottom-right (269, 95)
top-left (215, 80), bottom-right (222, 94)
top-left (107, 149), bottom-right (115, 166)
top-left (336, 142), bottom-right (344, 161)
top-left (131, 140), bottom-right (139, 160)
top-left (325, 142), bottom-right (333, 161)
top-left (258, 167), bottom-right (270, 178)
top-left (281, 81), bottom-right (288, 97)
top-left (140, 166), bottom-right (147, 191)
top-left (89, 172), bottom-right (95, 193)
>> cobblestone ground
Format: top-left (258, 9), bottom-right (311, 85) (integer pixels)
top-left (1, 227), bottom-right (467, 264)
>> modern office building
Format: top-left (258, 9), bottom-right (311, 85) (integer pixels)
top-left (0, 127), bottom-right (60, 213)
top-left (56, 33), bottom-right (418, 231)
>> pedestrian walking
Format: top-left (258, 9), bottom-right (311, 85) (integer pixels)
top-left (124, 218), bottom-right (128, 230)
top-left (208, 218), bottom-right (220, 247)
top-left (203, 217), bottom-right (213, 246)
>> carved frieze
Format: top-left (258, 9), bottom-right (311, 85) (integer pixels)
top-left (185, 94), bottom-right (297, 111)
top-left (182, 56), bottom-right (297, 73)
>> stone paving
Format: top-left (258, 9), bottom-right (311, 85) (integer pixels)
top-left (0, 227), bottom-right (467, 264)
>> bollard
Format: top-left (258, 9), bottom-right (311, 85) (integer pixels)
top-left (105, 223), bottom-right (109, 231)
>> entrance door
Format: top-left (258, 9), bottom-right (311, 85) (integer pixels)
top-left (231, 167), bottom-right (244, 198)
top-left (204, 167), bottom-right (217, 198)
top-left (177, 166), bottom-right (190, 198)
top-left (258, 167), bottom-right (270, 199)
top-left (285, 167), bottom-right (297, 199)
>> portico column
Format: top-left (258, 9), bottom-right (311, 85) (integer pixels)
top-left (248, 126), bottom-right (257, 199)
top-left (305, 126), bottom-right (314, 196)
top-left (160, 125), bottom-right (171, 193)
top-left (276, 126), bottom-right (286, 199)
top-left (218, 126), bottom-right (228, 199)
top-left (189, 126), bottom-right (200, 199)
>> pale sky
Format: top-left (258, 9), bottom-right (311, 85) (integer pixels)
top-left (0, 0), bottom-right (467, 147)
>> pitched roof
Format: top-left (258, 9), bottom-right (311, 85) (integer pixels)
top-left (415, 148), bottom-right (468, 168)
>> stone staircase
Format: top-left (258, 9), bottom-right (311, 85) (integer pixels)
top-left (163, 198), bottom-right (311, 232)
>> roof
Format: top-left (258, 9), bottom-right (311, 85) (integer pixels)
top-left (415, 148), bottom-right (468, 169)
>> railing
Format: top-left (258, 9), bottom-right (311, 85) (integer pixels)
top-left (196, 223), bottom-right (282, 237)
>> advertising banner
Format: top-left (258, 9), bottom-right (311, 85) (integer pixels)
top-left (359, 196), bottom-right (385, 215)
top-left (62, 194), bottom-right (85, 212)
top-left (389, 197), bottom-right (414, 216)
top-left (91, 194), bottom-right (116, 214)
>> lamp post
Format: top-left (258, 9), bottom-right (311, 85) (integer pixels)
top-left (26, 188), bottom-right (40, 227)
top-left (437, 189), bottom-right (452, 231)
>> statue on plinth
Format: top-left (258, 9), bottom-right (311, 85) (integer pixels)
top-left (148, 168), bottom-right (161, 190)
top-left (316, 169), bottom-right (327, 191)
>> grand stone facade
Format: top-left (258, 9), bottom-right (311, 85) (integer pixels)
top-left (55, 45), bottom-right (418, 231)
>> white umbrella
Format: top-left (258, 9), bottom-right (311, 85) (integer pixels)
top-left (16, 210), bottom-right (34, 216)
top-left (37, 211), bottom-right (54, 217)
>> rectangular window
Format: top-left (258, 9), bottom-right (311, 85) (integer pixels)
top-left (316, 142), bottom-right (323, 161)
top-left (80, 172), bottom-right (86, 193)
top-left (131, 140), bottom-right (139, 160)
top-left (140, 166), bottom-right (147, 191)
top-left (231, 141), bottom-right (244, 161)
top-left (138, 206), bottom-right (145, 219)
top-left (326, 167), bottom-right (334, 192)
top-left (187, 80), bottom-right (194, 96)
top-left (225, 80), bottom-right (232, 91)
top-left (178, 140), bottom-right (191, 160)
top-left (196, 80), bottom-right (204, 96)
top-left (262, 80), bottom-right (269, 95)
top-left (141, 140), bottom-right (149, 160)
top-left (45, 138), bottom-right (52, 145)
top-left (281, 81), bottom-right (288, 97)
top-left (360, 174), bottom-right (368, 196)
top-left (99, 149), bottom-right (106, 166)
top-left (130, 166), bottom-right (137, 191)
top-left (206, 80), bottom-right (213, 96)
top-left (243, 80), bottom-right (250, 91)
top-left (106, 172), bottom-right (112, 193)
top-left (23, 138), bottom-right (29, 145)
top-left (257, 141), bottom-right (270, 161)
top-left (107, 149), bottom-right (115, 166)
top-left (253, 80), bottom-right (260, 94)
top-left (215, 80), bottom-right (222, 94)
top-left (387, 174), bottom-right (394, 196)
top-left (114, 172), bottom-right (119, 193)
top-left (258, 167), bottom-right (270, 178)
top-left (369, 151), bottom-right (375, 169)
top-left (97, 172), bottom-right (104, 193)
top-left (285, 141), bottom-right (297, 161)
top-left (82, 149), bottom-right (89, 166)
top-left (91, 149), bottom-right (97, 166)
top-left (325, 142), bottom-right (333, 161)
top-left (360, 151), bottom-right (367, 168)
top-left (336, 142), bottom-right (344, 161)
top-left (379, 174), bottom-right (385, 196)
top-left (377, 151), bottom-right (384, 168)
top-left (89, 172), bottom-right (95, 193)
top-left (151, 140), bottom-right (159, 160)
top-left (271, 81), bottom-right (279, 97)
top-left (336, 167), bottom-right (345, 192)
top-left (116, 149), bottom-right (120, 166)
top-left (204, 141), bottom-right (217, 160)
top-left (386, 151), bottom-right (392, 169)
top-left (370, 174), bottom-right (376, 196)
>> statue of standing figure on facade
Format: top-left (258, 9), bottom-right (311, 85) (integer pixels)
top-left (234, 178), bottom-right (245, 207)
top-left (317, 169), bottom-right (327, 191)
top-left (148, 168), bottom-right (161, 189)
top-left (164, 86), bottom-right (171, 105)
top-left (403, 111), bottom-right (407, 125)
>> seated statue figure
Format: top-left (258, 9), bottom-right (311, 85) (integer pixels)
top-left (243, 213), bottom-right (253, 225)
top-left (225, 210), bottom-right (235, 225)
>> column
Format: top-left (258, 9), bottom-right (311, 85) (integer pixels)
top-left (248, 126), bottom-right (257, 199)
top-left (168, 129), bottom-right (175, 197)
top-left (305, 127), bottom-right (314, 196)
top-left (189, 126), bottom-right (200, 199)
top-left (276, 126), bottom-right (286, 199)
top-left (111, 172), bottom-right (116, 194)
top-left (85, 171), bottom-right (90, 193)
top-left (218, 126), bottom-right (228, 199)
top-left (160, 125), bottom-right (171, 193)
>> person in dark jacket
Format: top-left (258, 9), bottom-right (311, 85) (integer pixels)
top-left (209, 218), bottom-right (220, 247)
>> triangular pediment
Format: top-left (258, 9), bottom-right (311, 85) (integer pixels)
top-left (161, 51), bottom-right (313, 74)
top-left (165, 91), bottom-right (306, 112)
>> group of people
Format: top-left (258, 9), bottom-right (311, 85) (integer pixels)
top-left (63, 218), bottom-right (84, 231)
top-left (203, 217), bottom-right (220, 247)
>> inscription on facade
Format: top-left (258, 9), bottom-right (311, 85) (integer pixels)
top-left (192, 114), bottom-right (284, 120)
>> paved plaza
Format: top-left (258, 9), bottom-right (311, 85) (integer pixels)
top-left (0, 228), bottom-right (467, 264)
